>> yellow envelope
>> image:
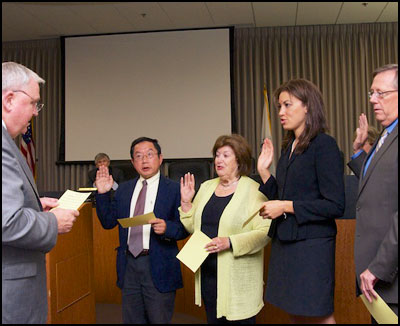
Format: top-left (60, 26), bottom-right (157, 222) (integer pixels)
top-left (176, 230), bottom-right (211, 273)
top-left (117, 212), bottom-right (156, 228)
top-left (360, 293), bottom-right (398, 324)
top-left (242, 206), bottom-right (262, 227)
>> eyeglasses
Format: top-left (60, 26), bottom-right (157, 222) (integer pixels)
top-left (368, 90), bottom-right (398, 100)
top-left (13, 90), bottom-right (44, 112)
top-left (133, 151), bottom-right (156, 161)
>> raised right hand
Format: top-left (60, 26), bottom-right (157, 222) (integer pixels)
top-left (52, 208), bottom-right (79, 234)
top-left (353, 113), bottom-right (369, 153)
top-left (95, 165), bottom-right (114, 194)
top-left (180, 172), bottom-right (195, 205)
top-left (257, 138), bottom-right (274, 183)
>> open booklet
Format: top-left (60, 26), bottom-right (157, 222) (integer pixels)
top-left (50, 189), bottom-right (92, 211)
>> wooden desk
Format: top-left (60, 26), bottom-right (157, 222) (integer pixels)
top-left (46, 203), bottom-right (95, 324)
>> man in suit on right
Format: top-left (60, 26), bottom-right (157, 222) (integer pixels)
top-left (348, 64), bottom-right (398, 321)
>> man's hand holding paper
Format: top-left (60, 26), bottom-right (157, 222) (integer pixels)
top-left (149, 218), bottom-right (167, 235)
top-left (118, 212), bottom-right (155, 228)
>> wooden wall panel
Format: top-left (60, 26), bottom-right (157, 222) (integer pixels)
top-left (92, 208), bottom-right (122, 304)
top-left (46, 203), bottom-right (95, 324)
top-left (334, 219), bottom-right (370, 324)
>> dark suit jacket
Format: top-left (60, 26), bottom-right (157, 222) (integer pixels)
top-left (95, 174), bottom-right (188, 292)
top-left (348, 124), bottom-right (398, 304)
top-left (259, 133), bottom-right (345, 241)
top-left (88, 166), bottom-right (125, 187)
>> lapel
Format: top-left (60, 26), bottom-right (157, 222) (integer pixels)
top-left (124, 177), bottom-right (138, 215)
top-left (279, 143), bottom-right (296, 198)
top-left (120, 177), bottom-right (138, 239)
top-left (154, 174), bottom-right (166, 216)
top-left (2, 126), bottom-right (42, 205)
top-left (358, 124), bottom-right (398, 196)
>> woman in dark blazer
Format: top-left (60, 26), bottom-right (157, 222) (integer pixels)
top-left (257, 79), bottom-right (345, 323)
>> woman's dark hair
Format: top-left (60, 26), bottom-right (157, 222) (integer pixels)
top-left (274, 79), bottom-right (328, 154)
top-left (212, 134), bottom-right (252, 176)
top-left (130, 137), bottom-right (161, 159)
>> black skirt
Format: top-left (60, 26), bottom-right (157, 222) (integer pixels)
top-left (265, 236), bottom-right (336, 317)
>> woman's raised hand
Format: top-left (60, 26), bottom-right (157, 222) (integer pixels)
top-left (257, 138), bottom-right (274, 183)
top-left (180, 172), bottom-right (195, 206)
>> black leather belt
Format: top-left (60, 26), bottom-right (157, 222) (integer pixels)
top-left (127, 248), bottom-right (149, 257)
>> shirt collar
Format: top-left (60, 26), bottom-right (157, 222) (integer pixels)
top-left (139, 171), bottom-right (160, 186)
top-left (385, 118), bottom-right (398, 134)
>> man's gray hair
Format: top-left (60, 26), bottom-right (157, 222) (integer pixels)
top-left (373, 64), bottom-right (398, 89)
top-left (94, 153), bottom-right (110, 164)
top-left (2, 61), bottom-right (45, 93)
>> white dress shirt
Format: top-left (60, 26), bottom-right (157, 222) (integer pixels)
top-left (127, 171), bottom-right (160, 249)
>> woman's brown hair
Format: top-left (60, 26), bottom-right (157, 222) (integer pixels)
top-left (212, 134), bottom-right (252, 176)
top-left (274, 79), bottom-right (328, 154)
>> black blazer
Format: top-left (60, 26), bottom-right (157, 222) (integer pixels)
top-left (259, 133), bottom-right (345, 241)
top-left (88, 166), bottom-right (125, 187)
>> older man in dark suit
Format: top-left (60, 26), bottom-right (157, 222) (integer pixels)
top-left (348, 64), bottom-right (398, 321)
top-left (95, 137), bottom-right (188, 324)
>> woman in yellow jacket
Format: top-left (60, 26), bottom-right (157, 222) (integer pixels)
top-left (180, 134), bottom-right (271, 323)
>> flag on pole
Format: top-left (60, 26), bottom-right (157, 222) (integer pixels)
top-left (261, 84), bottom-right (276, 175)
top-left (20, 122), bottom-right (36, 178)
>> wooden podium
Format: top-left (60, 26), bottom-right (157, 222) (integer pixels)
top-left (46, 203), bottom-right (96, 324)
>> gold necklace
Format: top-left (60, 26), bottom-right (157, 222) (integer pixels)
top-left (219, 177), bottom-right (240, 188)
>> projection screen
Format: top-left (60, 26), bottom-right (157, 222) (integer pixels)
top-left (63, 27), bottom-right (233, 161)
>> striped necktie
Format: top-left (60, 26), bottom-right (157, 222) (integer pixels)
top-left (128, 180), bottom-right (147, 257)
top-left (375, 129), bottom-right (389, 153)
top-left (363, 129), bottom-right (389, 178)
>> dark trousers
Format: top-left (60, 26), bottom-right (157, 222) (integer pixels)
top-left (122, 254), bottom-right (175, 324)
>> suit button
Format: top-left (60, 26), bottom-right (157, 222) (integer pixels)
top-left (356, 206), bottom-right (360, 211)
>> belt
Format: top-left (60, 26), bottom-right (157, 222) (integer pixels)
top-left (127, 248), bottom-right (149, 257)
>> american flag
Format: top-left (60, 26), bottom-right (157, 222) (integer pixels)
top-left (20, 123), bottom-right (36, 177)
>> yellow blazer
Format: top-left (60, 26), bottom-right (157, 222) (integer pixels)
top-left (179, 176), bottom-right (271, 321)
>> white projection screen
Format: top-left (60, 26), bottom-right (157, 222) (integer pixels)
top-left (63, 28), bottom-right (233, 161)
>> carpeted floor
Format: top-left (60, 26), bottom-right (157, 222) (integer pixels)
top-left (95, 303), bottom-right (206, 324)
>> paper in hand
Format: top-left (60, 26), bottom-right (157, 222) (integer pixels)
top-left (51, 190), bottom-right (91, 211)
top-left (360, 293), bottom-right (398, 324)
top-left (118, 212), bottom-right (156, 228)
top-left (176, 230), bottom-right (211, 273)
top-left (242, 206), bottom-right (262, 227)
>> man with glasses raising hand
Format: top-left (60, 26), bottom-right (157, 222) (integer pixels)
top-left (95, 137), bottom-right (188, 324)
top-left (348, 64), bottom-right (398, 322)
